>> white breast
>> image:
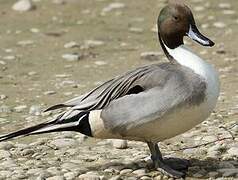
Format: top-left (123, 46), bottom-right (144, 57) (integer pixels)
top-left (166, 45), bottom-right (220, 111)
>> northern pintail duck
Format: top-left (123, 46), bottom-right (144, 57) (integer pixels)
top-left (0, 1), bottom-right (219, 178)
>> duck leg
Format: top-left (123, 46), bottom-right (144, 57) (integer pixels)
top-left (147, 142), bottom-right (186, 178)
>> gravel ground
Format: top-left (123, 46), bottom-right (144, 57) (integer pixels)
top-left (0, 0), bottom-right (238, 179)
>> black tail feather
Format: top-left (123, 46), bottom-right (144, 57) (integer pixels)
top-left (0, 119), bottom-right (57, 142)
top-left (0, 111), bottom-right (91, 142)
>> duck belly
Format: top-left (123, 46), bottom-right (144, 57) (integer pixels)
top-left (127, 100), bottom-right (214, 142)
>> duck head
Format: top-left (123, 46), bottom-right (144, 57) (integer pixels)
top-left (157, 2), bottom-right (214, 52)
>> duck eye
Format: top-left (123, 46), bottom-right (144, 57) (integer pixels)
top-left (173, 16), bottom-right (179, 21)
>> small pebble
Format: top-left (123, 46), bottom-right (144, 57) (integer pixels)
top-left (64, 41), bottom-right (79, 49)
top-left (29, 105), bottom-right (41, 115)
top-left (14, 105), bottom-right (27, 113)
top-left (62, 53), bottom-right (82, 62)
top-left (227, 147), bottom-right (238, 157)
top-left (78, 173), bottom-right (101, 180)
top-left (102, 2), bottom-right (125, 13)
top-left (112, 140), bottom-right (128, 149)
top-left (12, 0), bottom-right (35, 12)
top-left (213, 22), bottom-right (226, 28)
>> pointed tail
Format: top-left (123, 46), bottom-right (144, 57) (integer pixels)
top-left (0, 111), bottom-right (91, 142)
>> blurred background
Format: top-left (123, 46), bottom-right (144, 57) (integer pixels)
top-left (0, 0), bottom-right (237, 179)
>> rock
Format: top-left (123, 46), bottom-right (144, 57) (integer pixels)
top-left (0, 159), bottom-right (17, 168)
top-left (36, 170), bottom-right (52, 179)
top-left (218, 3), bottom-right (231, 9)
top-left (29, 105), bottom-right (41, 115)
top-left (0, 170), bottom-right (12, 178)
top-left (213, 22), bottom-right (226, 28)
top-left (223, 10), bottom-right (235, 15)
top-left (64, 41), bottom-right (79, 49)
top-left (218, 168), bottom-right (238, 177)
top-left (84, 40), bottom-right (105, 48)
top-left (0, 142), bottom-right (14, 150)
top-left (46, 176), bottom-right (65, 180)
top-left (17, 40), bottom-right (34, 46)
top-left (3, 56), bottom-right (16, 60)
top-left (62, 53), bottom-right (82, 62)
top-left (208, 143), bottom-right (226, 152)
top-left (194, 6), bottom-right (205, 12)
top-left (218, 161), bottom-right (235, 169)
top-left (94, 61), bottom-right (107, 66)
top-left (0, 105), bottom-right (11, 113)
top-left (140, 52), bottom-right (162, 61)
top-left (21, 149), bottom-right (35, 156)
top-left (46, 167), bottom-right (62, 176)
top-left (120, 169), bottom-right (133, 175)
top-left (206, 150), bottom-right (220, 159)
top-left (0, 150), bottom-right (11, 159)
top-left (109, 175), bottom-right (121, 180)
top-left (44, 91), bottom-right (57, 95)
top-left (50, 138), bottom-right (77, 148)
top-left (0, 94), bottom-right (7, 100)
top-left (52, 0), bottom-right (65, 5)
top-left (78, 173), bottom-right (101, 180)
top-left (132, 169), bottom-right (147, 177)
top-left (30, 28), bottom-right (40, 33)
top-left (28, 71), bottom-right (37, 76)
top-left (14, 105), bottom-right (27, 113)
top-left (129, 27), bottom-right (144, 33)
top-left (112, 140), bottom-right (128, 149)
top-left (183, 148), bottom-right (196, 155)
top-left (227, 147), bottom-right (238, 157)
top-left (102, 2), bottom-right (125, 13)
top-left (140, 176), bottom-right (151, 180)
top-left (208, 171), bottom-right (219, 178)
top-left (64, 172), bottom-right (78, 180)
top-left (12, 0), bottom-right (35, 12)
top-left (202, 135), bottom-right (217, 142)
top-left (61, 162), bottom-right (79, 171)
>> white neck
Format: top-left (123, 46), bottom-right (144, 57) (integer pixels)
top-left (165, 44), bottom-right (211, 79)
top-left (164, 44), bottom-right (220, 109)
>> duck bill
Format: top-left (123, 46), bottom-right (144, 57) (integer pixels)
top-left (187, 24), bottom-right (215, 47)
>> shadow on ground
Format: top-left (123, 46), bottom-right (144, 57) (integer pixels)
top-left (86, 157), bottom-right (238, 179)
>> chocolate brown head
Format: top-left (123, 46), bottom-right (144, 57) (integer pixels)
top-left (157, 2), bottom-right (214, 49)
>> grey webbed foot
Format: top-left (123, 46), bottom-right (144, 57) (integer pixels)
top-left (154, 160), bottom-right (186, 178)
top-left (147, 142), bottom-right (187, 179)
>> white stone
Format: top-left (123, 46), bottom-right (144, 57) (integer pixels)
top-left (78, 173), bottom-right (101, 180)
top-left (14, 105), bottom-right (27, 112)
top-left (17, 40), bottom-right (34, 46)
top-left (29, 105), bottom-right (41, 116)
top-left (43, 91), bottom-right (56, 95)
top-left (227, 147), bottom-right (238, 157)
top-left (52, 0), bottom-right (65, 5)
top-left (218, 3), bottom-right (231, 9)
top-left (64, 41), bottom-right (79, 49)
top-left (84, 40), bottom-right (105, 47)
top-left (12, 0), bottom-right (35, 12)
top-left (62, 53), bottom-right (81, 61)
top-left (94, 61), bottom-right (107, 66)
top-left (0, 94), bottom-right (7, 100)
top-left (102, 3), bottom-right (125, 13)
top-left (112, 140), bottom-right (128, 149)
top-left (46, 176), bottom-right (65, 180)
top-left (50, 138), bottom-right (77, 148)
top-left (0, 150), bottom-right (11, 159)
top-left (3, 56), bottom-right (16, 60)
top-left (213, 22), bottom-right (226, 28)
